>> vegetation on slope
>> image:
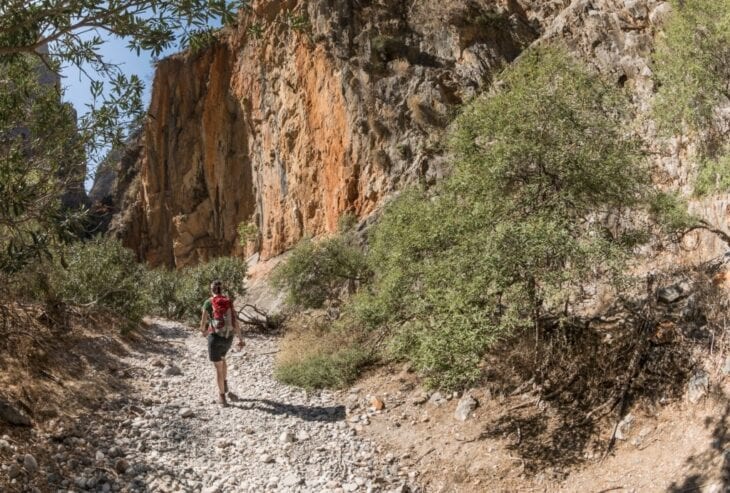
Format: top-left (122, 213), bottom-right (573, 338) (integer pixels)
top-left (652, 0), bottom-right (730, 196)
top-left (275, 46), bottom-right (672, 390)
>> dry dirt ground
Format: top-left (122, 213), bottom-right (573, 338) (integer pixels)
top-left (350, 362), bottom-right (730, 493)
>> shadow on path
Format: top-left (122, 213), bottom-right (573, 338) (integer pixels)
top-left (230, 398), bottom-right (345, 422)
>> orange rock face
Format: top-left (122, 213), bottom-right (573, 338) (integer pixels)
top-left (116, 0), bottom-right (540, 267)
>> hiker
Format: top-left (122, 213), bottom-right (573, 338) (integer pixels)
top-left (199, 280), bottom-right (245, 407)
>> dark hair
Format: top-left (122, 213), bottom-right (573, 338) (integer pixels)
top-left (210, 280), bottom-right (223, 295)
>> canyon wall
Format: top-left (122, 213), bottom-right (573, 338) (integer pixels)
top-left (108, 0), bottom-right (730, 268)
top-left (111, 0), bottom-right (552, 267)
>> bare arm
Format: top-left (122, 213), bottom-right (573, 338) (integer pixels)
top-left (230, 302), bottom-right (245, 346)
top-left (199, 309), bottom-right (209, 336)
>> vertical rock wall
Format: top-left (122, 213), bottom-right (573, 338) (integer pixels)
top-left (116, 0), bottom-right (543, 267)
top-left (113, 0), bottom-right (730, 269)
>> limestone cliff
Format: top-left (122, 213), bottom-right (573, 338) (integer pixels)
top-left (107, 0), bottom-right (730, 268)
top-left (111, 0), bottom-right (550, 267)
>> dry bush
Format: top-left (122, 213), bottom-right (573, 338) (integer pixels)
top-left (275, 313), bottom-right (372, 389)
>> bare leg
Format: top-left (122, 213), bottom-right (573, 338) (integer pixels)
top-left (214, 360), bottom-right (226, 395)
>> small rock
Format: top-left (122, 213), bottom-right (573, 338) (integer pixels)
top-left (370, 397), bottom-right (385, 411)
top-left (657, 282), bottom-right (690, 304)
top-left (281, 472), bottom-right (303, 487)
top-left (280, 431), bottom-right (295, 443)
top-left (412, 392), bottom-right (429, 405)
top-left (180, 408), bottom-right (194, 418)
top-left (343, 482), bottom-right (359, 492)
top-left (454, 395), bottom-right (478, 421)
top-left (96, 450), bottom-right (105, 461)
top-left (614, 414), bottom-right (634, 440)
top-left (151, 359), bottom-right (165, 368)
top-left (8, 463), bottom-right (21, 478)
top-left (429, 392), bottom-right (445, 405)
top-left (23, 453), bottom-right (38, 474)
top-left (295, 430), bottom-right (310, 441)
top-left (164, 365), bottom-right (183, 376)
top-left (0, 397), bottom-right (31, 426)
top-left (114, 458), bottom-right (130, 474)
top-left (649, 2), bottom-right (672, 26)
top-left (0, 438), bottom-right (11, 452)
top-left (722, 356), bottom-right (730, 376)
top-left (260, 454), bottom-right (274, 463)
top-left (688, 371), bottom-right (710, 404)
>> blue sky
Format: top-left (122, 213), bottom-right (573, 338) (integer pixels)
top-left (61, 35), bottom-right (165, 190)
top-left (62, 37), bottom-right (160, 120)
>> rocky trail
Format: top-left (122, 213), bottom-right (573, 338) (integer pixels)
top-left (2, 319), bottom-right (418, 493)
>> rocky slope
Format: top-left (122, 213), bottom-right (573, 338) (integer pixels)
top-left (103, 0), bottom-right (730, 269)
top-left (1, 319), bottom-right (421, 492)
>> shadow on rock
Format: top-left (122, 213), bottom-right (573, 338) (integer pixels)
top-left (232, 398), bottom-right (346, 422)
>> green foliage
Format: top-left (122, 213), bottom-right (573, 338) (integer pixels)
top-left (650, 191), bottom-right (699, 232)
top-left (49, 238), bottom-right (148, 330)
top-left (275, 324), bottom-right (371, 389)
top-left (237, 221), bottom-right (258, 246)
top-left (275, 346), bottom-right (371, 389)
top-left (143, 268), bottom-right (182, 319)
top-left (653, 0), bottom-right (730, 137)
top-left (284, 12), bottom-right (309, 32)
top-left (173, 256), bottom-right (248, 322)
top-left (272, 235), bottom-right (370, 309)
top-left (350, 46), bottom-right (652, 389)
top-left (337, 212), bottom-right (358, 233)
top-left (0, 55), bottom-right (86, 279)
top-left (694, 153), bottom-right (730, 197)
top-left (0, 1), bottom-right (245, 283)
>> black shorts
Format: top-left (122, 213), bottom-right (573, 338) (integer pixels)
top-left (207, 334), bottom-right (233, 362)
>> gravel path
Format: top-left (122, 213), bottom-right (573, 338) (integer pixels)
top-left (39, 319), bottom-right (419, 493)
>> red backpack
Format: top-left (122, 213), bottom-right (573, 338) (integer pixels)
top-left (210, 295), bottom-right (233, 337)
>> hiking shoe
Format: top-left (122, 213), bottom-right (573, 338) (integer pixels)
top-left (219, 393), bottom-right (229, 408)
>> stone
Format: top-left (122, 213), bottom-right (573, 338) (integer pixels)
top-left (279, 431), bottom-right (296, 443)
top-left (164, 364), bottom-right (183, 376)
top-left (7, 463), bottom-right (21, 478)
top-left (180, 408), bottom-right (194, 418)
top-left (429, 392), bottom-right (446, 405)
top-left (295, 430), bottom-right (310, 442)
top-left (370, 397), bottom-right (385, 411)
top-left (281, 472), bottom-right (303, 487)
top-left (96, 450), bottom-right (105, 461)
top-left (114, 458), bottom-right (130, 474)
top-left (23, 453), bottom-right (38, 474)
top-left (0, 438), bottom-right (11, 452)
top-left (151, 359), bottom-right (165, 368)
top-left (0, 397), bottom-right (31, 426)
top-left (722, 356), bottom-right (730, 376)
top-left (649, 2), bottom-right (672, 26)
top-left (688, 371), bottom-right (710, 404)
top-left (657, 282), bottom-right (690, 304)
top-left (454, 395), bottom-right (478, 421)
top-left (260, 454), bottom-right (274, 464)
top-left (614, 414), bottom-right (634, 440)
top-left (412, 393), bottom-right (429, 405)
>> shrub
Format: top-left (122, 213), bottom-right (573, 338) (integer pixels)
top-left (272, 234), bottom-right (370, 309)
top-left (352, 46), bottom-right (653, 389)
top-left (174, 256), bottom-right (248, 322)
top-left (49, 237), bottom-right (148, 330)
top-left (694, 153), bottom-right (730, 197)
top-left (144, 268), bottom-right (182, 319)
top-left (275, 322), bottom-right (372, 389)
top-left (652, 0), bottom-right (730, 138)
